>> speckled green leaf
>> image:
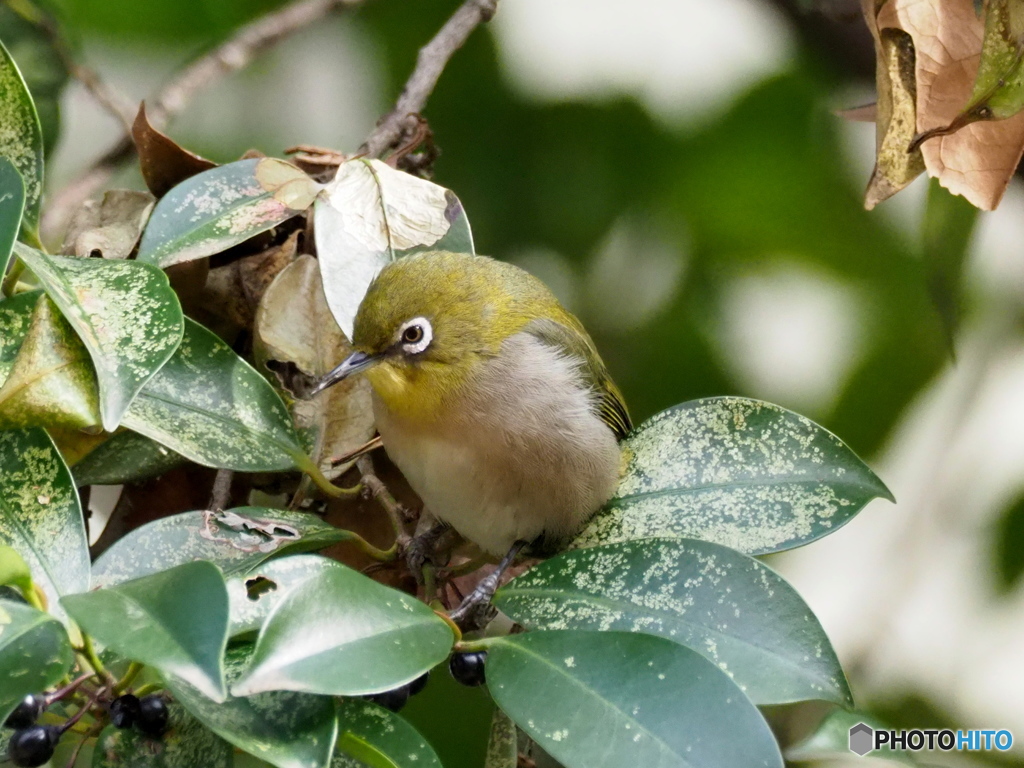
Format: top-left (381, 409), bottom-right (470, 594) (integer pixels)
top-left (92, 701), bottom-right (233, 768)
top-left (232, 560), bottom-right (453, 697)
top-left (166, 642), bottom-right (338, 768)
top-left (137, 158), bottom-right (321, 268)
top-left (0, 289), bottom-right (41, 385)
top-left (71, 430), bottom-right (185, 487)
top-left (0, 39), bottom-right (43, 232)
top-left (573, 398), bottom-right (893, 555)
top-left (0, 156), bottom-right (24, 276)
top-left (334, 698), bottom-right (442, 768)
top-left (487, 630), bottom-right (782, 768)
top-left (0, 294), bottom-right (101, 430)
top-left (92, 508), bottom-right (357, 588)
top-left (315, 158), bottom-right (473, 339)
top-left (0, 427), bottom-right (89, 622)
top-left (785, 709), bottom-right (914, 765)
top-left (0, 599), bottom-right (73, 725)
top-left (122, 318), bottom-right (307, 472)
top-left (496, 539), bottom-right (850, 707)
top-left (227, 555), bottom-right (337, 637)
top-left (62, 561), bottom-right (229, 701)
top-left (14, 244), bottom-right (184, 431)
top-left (483, 709), bottom-right (518, 768)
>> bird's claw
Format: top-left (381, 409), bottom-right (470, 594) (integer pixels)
top-left (448, 572), bottom-right (501, 632)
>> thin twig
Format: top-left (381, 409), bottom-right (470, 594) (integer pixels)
top-left (356, 455), bottom-right (409, 544)
top-left (361, 0), bottom-right (499, 158)
top-left (208, 469), bottom-right (234, 511)
top-left (4, 0), bottom-right (136, 128)
top-left (42, 0), bottom-right (366, 240)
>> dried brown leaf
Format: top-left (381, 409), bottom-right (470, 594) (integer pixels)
top-left (896, 0), bottom-right (1024, 209)
top-left (254, 254), bottom-right (374, 480)
top-left (61, 190), bottom-right (155, 259)
top-left (202, 231), bottom-right (300, 330)
top-left (835, 102), bottom-right (878, 121)
top-left (132, 103), bottom-right (217, 198)
top-left (863, 0), bottom-right (926, 208)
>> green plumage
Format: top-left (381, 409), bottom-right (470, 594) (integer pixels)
top-left (354, 251), bottom-right (631, 440)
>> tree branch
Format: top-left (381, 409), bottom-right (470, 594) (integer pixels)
top-left (42, 0), bottom-right (366, 240)
top-left (361, 0), bottom-right (499, 158)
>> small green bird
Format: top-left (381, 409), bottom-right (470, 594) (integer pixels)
top-left (313, 251), bottom-right (630, 621)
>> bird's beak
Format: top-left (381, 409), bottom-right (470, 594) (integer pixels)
top-left (311, 350), bottom-right (379, 396)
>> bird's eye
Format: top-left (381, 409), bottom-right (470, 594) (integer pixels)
top-left (402, 325), bottom-right (424, 344)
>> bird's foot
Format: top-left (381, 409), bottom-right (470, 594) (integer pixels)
top-left (448, 571), bottom-right (501, 632)
top-left (403, 523), bottom-right (451, 583)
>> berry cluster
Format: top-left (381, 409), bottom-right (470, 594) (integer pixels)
top-left (5, 695), bottom-right (58, 768)
top-left (108, 694), bottom-right (169, 737)
top-left (4, 691), bottom-right (169, 767)
top-left (364, 671), bottom-right (430, 713)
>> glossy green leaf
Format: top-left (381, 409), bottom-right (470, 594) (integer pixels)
top-left (0, 289), bottom-right (41, 384)
top-left (232, 560), bottom-right (453, 697)
top-left (121, 318), bottom-right (308, 472)
top-left (335, 698), bottom-right (442, 768)
top-left (483, 709), bottom-right (518, 768)
top-left (0, 156), bottom-right (24, 277)
top-left (92, 508), bottom-right (357, 588)
top-left (0, 294), bottom-right (101, 430)
top-left (487, 630), bottom-right (782, 768)
top-left (137, 158), bottom-right (321, 268)
top-left (61, 561), bottom-right (229, 701)
top-left (315, 158), bottom-right (474, 339)
top-left (14, 244), bottom-right (184, 431)
top-left (71, 430), bottom-right (185, 487)
top-left (227, 554), bottom-right (337, 637)
top-left (166, 642), bottom-right (338, 768)
top-left (0, 38), bottom-right (43, 232)
top-left (0, 599), bottom-right (73, 723)
top-left (573, 398), bottom-right (893, 555)
top-left (92, 701), bottom-right (233, 768)
top-left (785, 709), bottom-right (914, 765)
top-left (0, 427), bottom-right (89, 620)
top-left (496, 539), bottom-right (850, 706)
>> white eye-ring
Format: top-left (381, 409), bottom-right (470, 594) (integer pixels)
top-left (398, 317), bottom-right (432, 354)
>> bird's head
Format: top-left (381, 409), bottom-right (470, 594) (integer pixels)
top-left (313, 251), bottom-right (542, 422)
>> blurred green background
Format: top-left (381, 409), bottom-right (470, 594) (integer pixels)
top-left (6, 0), bottom-right (1024, 764)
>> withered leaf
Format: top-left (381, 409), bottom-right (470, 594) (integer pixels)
top-left (863, 0), bottom-right (925, 208)
top-left (132, 102), bottom-right (217, 198)
top-left (60, 189), bottom-right (155, 259)
top-left (202, 231), bottom-right (300, 331)
top-left (254, 254), bottom-right (374, 480)
top-left (896, 0), bottom-right (1024, 209)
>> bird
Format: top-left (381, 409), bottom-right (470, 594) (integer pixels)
top-left (312, 250), bottom-right (630, 626)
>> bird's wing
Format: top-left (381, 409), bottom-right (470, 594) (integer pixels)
top-left (522, 317), bottom-right (633, 441)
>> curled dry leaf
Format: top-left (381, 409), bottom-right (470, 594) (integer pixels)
top-left (60, 189), bottom-right (155, 259)
top-left (254, 254), bottom-right (374, 479)
top-left (203, 230), bottom-right (300, 330)
top-left (0, 295), bottom-right (100, 431)
top-left (864, 0), bottom-right (925, 209)
top-left (133, 102), bottom-right (218, 198)
top-left (893, 0), bottom-right (1024, 209)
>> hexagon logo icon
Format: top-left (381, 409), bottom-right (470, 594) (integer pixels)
top-left (849, 722), bottom-right (874, 756)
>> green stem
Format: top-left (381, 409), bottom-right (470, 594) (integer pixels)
top-left (113, 662), bottom-right (143, 695)
top-left (337, 529), bottom-right (396, 562)
top-left (1, 259), bottom-right (25, 297)
top-left (76, 634), bottom-right (111, 682)
top-left (132, 682), bottom-right (162, 697)
top-left (297, 454), bottom-right (361, 497)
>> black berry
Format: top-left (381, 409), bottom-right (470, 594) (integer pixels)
top-left (408, 671), bottom-right (429, 697)
top-left (7, 724), bottom-right (61, 767)
top-left (136, 695), bottom-right (169, 737)
top-left (365, 686), bottom-right (409, 713)
top-left (449, 651), bottom-right (486, 687)
top-left (4, 695), bottom-right (45, 729)
top-left (109, 694), bottom-right (141, 729)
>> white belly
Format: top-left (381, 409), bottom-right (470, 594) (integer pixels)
top-left (373, 333), bottom-right (621, 555)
